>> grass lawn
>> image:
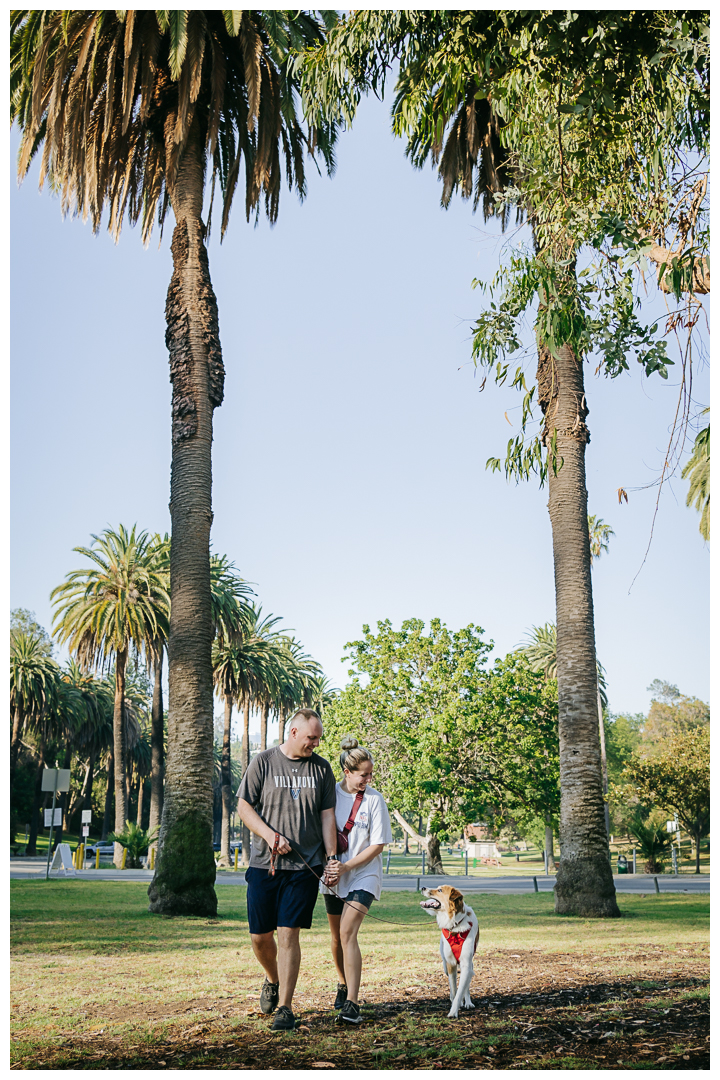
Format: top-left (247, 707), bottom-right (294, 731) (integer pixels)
top-left (383, 839), bottom-right (710, 877)
top-left (10, 881), bottom-right (708, 1070)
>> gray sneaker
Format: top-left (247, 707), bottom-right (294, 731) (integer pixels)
top-left (333, 983), bottom-right (348, 1010)
top-left (260, 978), bottom-right (279, 1014)
top-left (271, 1005), bottom-right (296, 1032)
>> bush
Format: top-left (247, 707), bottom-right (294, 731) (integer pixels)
top-left (629, 812), bottom-right (674, 874)
top-left (108, 821), bottom-right (158, 869)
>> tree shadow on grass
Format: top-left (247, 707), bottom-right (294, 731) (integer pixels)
top-left (12, 974), bottom-right (709, 1071)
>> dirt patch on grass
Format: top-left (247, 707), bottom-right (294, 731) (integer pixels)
top-left (11, 952), bottom-right (709, 1070)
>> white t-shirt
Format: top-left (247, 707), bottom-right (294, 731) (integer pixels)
top-left (320, 783), bottom-right (393, 901)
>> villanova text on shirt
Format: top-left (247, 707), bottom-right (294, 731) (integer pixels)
top-left (273, 775), bottom-right (317, 788)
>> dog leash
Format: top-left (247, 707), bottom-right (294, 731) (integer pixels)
top-left (269, 833), bottom-right (280, 877)
top-left (264, 834), bottom-right (416, 928)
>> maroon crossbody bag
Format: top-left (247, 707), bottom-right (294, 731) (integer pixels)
top-left (336, 791), bottom-right (364, 854)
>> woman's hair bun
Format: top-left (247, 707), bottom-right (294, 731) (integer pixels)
top-left (340, 736), bottom-right (359, 751)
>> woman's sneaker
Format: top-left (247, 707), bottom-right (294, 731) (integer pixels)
top-left (333, 983), bottom-right (348, 1009)
top-left (260, 978), bottom-right (279, 1014)
top-left (337, 1000), bottom-right (362, 1025)
top-left (271, 1005), bottom-right (297, 1032)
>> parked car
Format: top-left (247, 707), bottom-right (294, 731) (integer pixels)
top-left (213, 840), bottom-right (242, 853)
top-left (84, 842), bottom-right (115, 860)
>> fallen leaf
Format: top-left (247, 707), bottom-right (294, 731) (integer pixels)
top-left (311, 1063), bottom-right (336, 1069)
top-left (298, 1025), bottom-right (311, 1034)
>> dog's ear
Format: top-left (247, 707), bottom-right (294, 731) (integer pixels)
top-left (448, 888), bottom-right (465, 912)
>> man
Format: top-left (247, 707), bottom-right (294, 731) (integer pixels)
top-left (236, 708), bottom-right (337, 1032)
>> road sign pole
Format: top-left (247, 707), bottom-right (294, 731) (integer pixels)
top-left (45, 784), bottom-right (58, 881)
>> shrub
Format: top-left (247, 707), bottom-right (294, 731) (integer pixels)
top-left (108, 821), bottom-right (158, 869)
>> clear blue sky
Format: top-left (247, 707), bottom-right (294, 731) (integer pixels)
top-left (10, 90), bottom-right (709, 734)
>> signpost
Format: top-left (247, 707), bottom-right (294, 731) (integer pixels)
top-left (42, 768), bottom-right (71, 881)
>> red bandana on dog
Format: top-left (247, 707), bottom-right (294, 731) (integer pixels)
top-left (441, 926), bottom-right (478, 963)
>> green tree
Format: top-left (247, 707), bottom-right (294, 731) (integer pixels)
top-left (628, 811), bottom-right (674, 874)
top-left (11, 609), bottom-right (53, 656)
top-left (12, 9), bottom-right (339, 916)
top-left (643, 681), bottom-right (709, 750)
top-left (323, 620), bottom-right (558, 874)
top-left (10, 629), bottom-right (60, 778)
top-left (323, 618), bottom-right (493, 873)
top-left (54, 660), bottom-right (111, 844)
top-left (24, 670), bottom-right (86, 855)
top-left (109, 821), bottom-right (158, 870)
top-left (302, 8), bottom-right (708, 918)
top-left (51, 525), bottom-right (170, 867)
top-left (64, 671), bottom-right (115, 832)
top-left (587, 516), bottom-right (615, 565)
top-left (623, 727), bottom-right (709, 873)
top-left (681, 413), bottom-right (709, 541)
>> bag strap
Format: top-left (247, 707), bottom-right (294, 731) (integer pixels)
top-left (342, 791), bottom-right (365, 835)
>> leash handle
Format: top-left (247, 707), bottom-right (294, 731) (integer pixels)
top-left (269, 832), bottom-right (280, 877)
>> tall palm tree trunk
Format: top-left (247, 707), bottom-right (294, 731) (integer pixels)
top-left (278, 707), bottom-right (288, 746)
top-left (69, 753), bottom-right (95, 824)
top-left (597, 690), bottom-right (611, 840)
top-left (26, 730), bottom-right (46, 856)
top-left (148, 650), bottom-right (165, 839)
top-left (260, 704), bottom-right (269, 751)
top-left (56, 745), bottom-right (73, 843)
top-left (218, 695), bottom-right (233, 867)
top-left (240, 696), bottom-right (251, 867)
top-left (112, 647), bottom-right (129, 868)
top-left (101, 750), bottom-right (114, 842)
top-left (544, 819), bottom-right (556, 872)
top-left (149, 122), bottom-right (223, 917)
top-left (10, 707), bottom-right (24, 777)
top-left (136, 776), bottom-right (145, 828)
top-left (538, 338), bottom-right (619, 917)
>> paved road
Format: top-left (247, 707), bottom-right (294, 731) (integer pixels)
top-left (10, 859), bottom-right (709, 892)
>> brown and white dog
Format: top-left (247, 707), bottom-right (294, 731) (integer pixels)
top-left (420, 886), bottom-right (478, 1018)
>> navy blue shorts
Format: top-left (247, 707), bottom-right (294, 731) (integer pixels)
top-left (245, 865), bottom-right (323, 935)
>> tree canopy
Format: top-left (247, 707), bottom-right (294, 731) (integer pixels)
top-left (322, 618), bottom-right (559, 870)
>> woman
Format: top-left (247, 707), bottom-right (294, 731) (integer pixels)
top-left (322, 736), bottom-right (392, 1025)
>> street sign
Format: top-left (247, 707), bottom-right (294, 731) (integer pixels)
top-left (41, 768), bottom-right (71, 792)
top-left (81, 810), bottom-right (92, 825)
top-left (82, 825), bottom-right (90, 837)
top-left (44, 808), bottom-right (62, 827)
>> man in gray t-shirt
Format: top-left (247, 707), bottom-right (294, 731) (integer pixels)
top-left (236, 709), bottom-right (337, 1032)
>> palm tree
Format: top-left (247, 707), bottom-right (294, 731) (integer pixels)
top-left (11, 10), bottom-right (339, 916)
top-left (306, 673), bottom-right (339, 719)
top-left (517, 622), bottom-right (611, 867)
top-left (51, 525), bottom-right (169, 867)
top-left (10, 629), bottom-right (60, 779)
top-left (144, 539), bottom-right (253, 856)
top-left (144, 534), bottom-right (170, 842)
top-left (55, 661), bottom-right (108, 840)
top-left (65, 672), bottom-right (115, 830)
top-left (588, 516), bottom-right (615, 565)
top-left (682, 412), bottom-right (709, 541)
top-left (24, 671), bottom-right (85, 855)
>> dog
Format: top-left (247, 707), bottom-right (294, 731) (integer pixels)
top-left (420, 885), bottom-right (478, 1018)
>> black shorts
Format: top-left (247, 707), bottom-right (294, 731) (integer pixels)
top-left (323, 889), bottom-right (375, 916)
top-left (245, 865), bottom-right (322, 935)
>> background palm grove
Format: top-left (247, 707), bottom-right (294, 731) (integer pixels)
top-left (10, 11), bottom-right (709, 919)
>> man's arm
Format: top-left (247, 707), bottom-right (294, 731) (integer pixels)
top-left (236, 797), bottom-right (291, 855)
top-left (321, 807), bottom-right (337, 860)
